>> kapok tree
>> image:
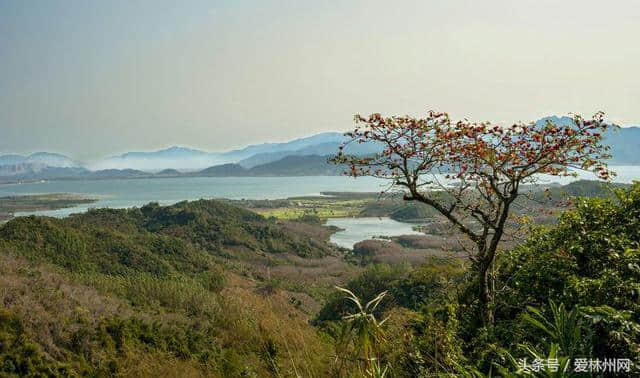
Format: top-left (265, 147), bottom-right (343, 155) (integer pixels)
top-left (332, 111), bottom-right (614, 325)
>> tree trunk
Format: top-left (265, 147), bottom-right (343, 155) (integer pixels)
top-left (479, 262), bottom-right (494, 326)
top-left (479, 199), bottom-right (512, 326)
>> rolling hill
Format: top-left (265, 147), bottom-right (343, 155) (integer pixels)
top-left (0, 199), bottom-right (338, 376)
top-left (197, 155), bottom-right (343, 177)
top-left (246, 155), bottom-right (341, 176)
top-left (198, 163), bottom-right (246, 177)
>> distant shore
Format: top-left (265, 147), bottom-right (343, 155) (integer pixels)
top-left (0, 193), bottom-right (97, 222)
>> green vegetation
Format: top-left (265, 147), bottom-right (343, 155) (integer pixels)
top-left (489, 183), bottom-right (640, 371)
top-left (228, 181), bottom-right (622, 224)
top-left (315, 182), bottom-right (640, 376)
top-left (1, 182), bottom-right (638, 376)
top-left (359, 199), bottom-right (437, 222)
top-left (529, 180), bottom-right (631, 201)
top-left (226, 192), bottom-right (442, 222)
top-left (230, 194), bottom-right (373, 220)
top-left (0, 199), bottom-right (340, 376)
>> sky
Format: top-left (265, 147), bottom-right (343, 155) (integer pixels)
top-left (1, 0), bottom-right (639, 160)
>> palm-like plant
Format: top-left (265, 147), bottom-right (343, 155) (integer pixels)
top-left (365, 359), bottom-right (389, 378)
top-left (521, 300), bottom-right (583, 358)
top-left (334, 286), bottom-right (390, 377)
top-left (496, 344), bottom-right (572, 378)
top-left (495, 301), bottom-right (584, 377)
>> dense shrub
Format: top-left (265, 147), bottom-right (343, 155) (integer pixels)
top-left (0, 310), bottom-right (72, 377)
top-left (316, 260), bottom-right (465, 326)
top-left (319, 183), bottom-right (640, 375)
top-left (489, 182), bottom-right (640, 370)
top-left (360, 199), bottom-right (436, 222)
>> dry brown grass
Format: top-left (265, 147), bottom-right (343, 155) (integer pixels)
top-left (221, 242), bottom-right (362, 311)
top-left (0, 253), bottom-right (337, 376)
top-left (104, 351), bottom-right (208, 378)
top-left (393, 234), bottom-right (465, 252)
top-left (219, 285), bottom-right (334, 376)
top-left (279, 220), bottom-right (337, 241)
top-left (0, 255), bottom-right (213, 375)
top-left (0, 254), bottom-right (132, 359)
top-left (353, 238), bottom-right (466, 266)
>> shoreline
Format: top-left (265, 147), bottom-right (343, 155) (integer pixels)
top-left (0, 193), bottom-right (98, 222)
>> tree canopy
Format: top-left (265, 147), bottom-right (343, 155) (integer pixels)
top-left (333, 111), bottom-right (614, 325)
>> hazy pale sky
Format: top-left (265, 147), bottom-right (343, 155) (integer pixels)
top-left (1, 0), bottom-right (639, 160)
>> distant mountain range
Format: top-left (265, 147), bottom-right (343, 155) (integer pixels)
top-left (199, 155), bottom-right (342, 176)
top-left (1, 118), bottom-right (638, 181)
top-left (89, 146), bottom-right (215, 172)
top-left (86, 132), bottom-right (353, 172)
top-left (537, 116), bottom-right (639, 165)
top-left (237, 140), bottom-right (381, 168)
top-left (602, 125), bottom-right (640, 165)
top-left (0, 152), bottom-right (79, 168)
top-left (220, 132), bottom-right (348, 162)
top-left (0, 152), bottom-right (83, 179)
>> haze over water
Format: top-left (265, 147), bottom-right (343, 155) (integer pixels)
top-left (1, 176), bottom-right (387, 217)
top-left (1, 165), bottom-right (638, 218)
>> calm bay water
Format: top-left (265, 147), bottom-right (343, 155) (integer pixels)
top-left (0, 176), bottom-right (388, 217)
top-left (326, 217), bottom-right (424, 249)
top-left (1, 167), bottom-right (638, 248)
top-left (1, 167), bottom-right (638, 217)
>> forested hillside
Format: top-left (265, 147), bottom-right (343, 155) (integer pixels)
top-left (1, 185), bottom-right (639, 376)
top-left (0, 200), bottom-right (341, 376)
